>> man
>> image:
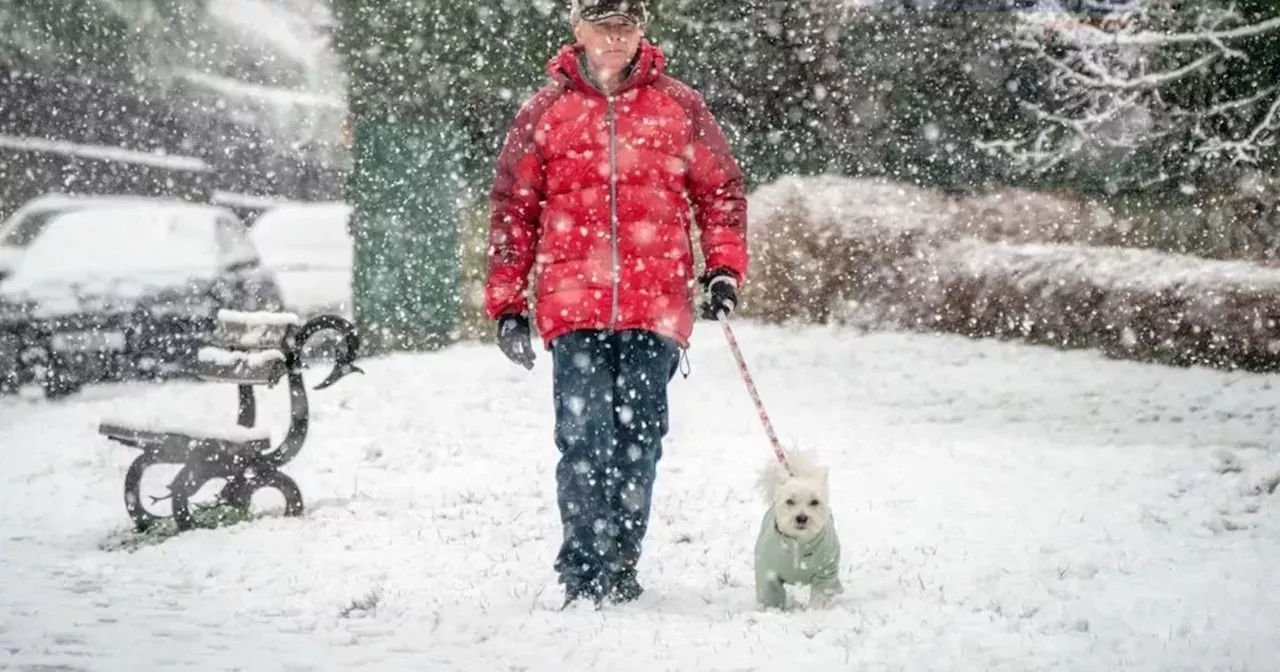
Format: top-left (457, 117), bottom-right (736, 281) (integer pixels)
top-left (483, 0), bottom-right (748, 608)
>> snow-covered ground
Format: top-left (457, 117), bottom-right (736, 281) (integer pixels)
top-left (3, 321), bottom-right (1280, 670)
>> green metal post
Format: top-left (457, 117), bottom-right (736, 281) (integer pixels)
top-left (347, 112), bottom-right (462, 354)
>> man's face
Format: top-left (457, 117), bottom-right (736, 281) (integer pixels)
top-left (573, 17), bottom-right (643, 75)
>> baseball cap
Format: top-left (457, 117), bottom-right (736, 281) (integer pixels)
top-left (577, 0), bottom-right (648, 24)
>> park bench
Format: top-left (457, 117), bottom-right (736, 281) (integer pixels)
top-left (98, 308), bottom-right (362, 533)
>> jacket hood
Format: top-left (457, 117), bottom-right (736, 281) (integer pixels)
top-left (546, 39), bottom-right (665, 95)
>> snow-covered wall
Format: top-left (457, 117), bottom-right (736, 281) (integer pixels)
top-left (740, 174), bottom-right (1280, 372)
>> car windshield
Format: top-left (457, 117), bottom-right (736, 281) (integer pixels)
top-left (0, 207), bottom-right (79, 247)
top-left (8, 206), bottom-right (224, 285)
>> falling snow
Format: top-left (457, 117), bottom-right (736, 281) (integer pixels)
top-left (2, 0), bottom-right (1279, 669)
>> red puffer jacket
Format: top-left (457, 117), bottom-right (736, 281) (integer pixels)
top-left (484, 40), bottom-right (748, 348)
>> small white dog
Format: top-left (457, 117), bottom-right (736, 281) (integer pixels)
top-left (753, 449), bottom-right (843, 610)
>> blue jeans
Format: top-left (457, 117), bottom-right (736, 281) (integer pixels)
top-left (550, 329), bottom-right (680, 593)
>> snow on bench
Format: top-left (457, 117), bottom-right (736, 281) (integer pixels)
top-left (98, 415), bottom-right (272, 461)
top-left (99, 415), bottom-right (270, 443)
top-left (196, 346), bottom-right (287, 384)
top-left (197, 347), bottom-right (285, 367)
top-left (209, 309), bottom-right (302, 352)
top-left (217, 309), bottom-right (303, 327)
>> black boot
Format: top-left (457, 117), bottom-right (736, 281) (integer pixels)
top-left (608, 567), bottom-right (644, 604)
top-left (562, 575), bottom-right (609, 610)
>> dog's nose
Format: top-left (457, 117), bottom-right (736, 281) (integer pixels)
top-left (795, 514), bottom-right (808, 525)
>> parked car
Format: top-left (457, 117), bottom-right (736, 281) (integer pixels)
top-left (0, 193), bottom-right (182, 277)
top-left (0, 202), bottom-right (284, 398)
top-left (248, 202), bottom-right (353, 319)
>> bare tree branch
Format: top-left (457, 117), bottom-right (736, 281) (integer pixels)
top-left (1173, 85), bottom-right (1280, 120)
top-left (1098, 14), bottom-right (1280, 46)
top-left (985, 3), bottom-right (1280, 183)
top-left (974, 129), bottom-right (1076, 175)
top-left (1021, 11), bottom-right (1280, 48)
top-left (1034, 47), bottom-right (1220, 90)
top-left (1196, 90), bottom-right (1280, 165)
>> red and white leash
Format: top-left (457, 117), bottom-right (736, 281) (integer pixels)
top-left (717, 315), bottom-right (793, 475)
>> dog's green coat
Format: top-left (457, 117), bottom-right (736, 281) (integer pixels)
top-left (754, 505), bottom-right (843, 609)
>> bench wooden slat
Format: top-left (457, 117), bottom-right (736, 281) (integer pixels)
top-left (210, 309), bottom-right (301, 351)
top-left (195, 346), bottom-right (287, 385)
top-left (98, 418), bottom-right (271, 460)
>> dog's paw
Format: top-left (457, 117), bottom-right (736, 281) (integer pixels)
top-left (809, 592), bottom-right (836, 610)
top-left (755, 590), bottom-right (789, 612)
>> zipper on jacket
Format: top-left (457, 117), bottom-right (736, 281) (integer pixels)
top-left (607, 94), bottom-right (620, 331)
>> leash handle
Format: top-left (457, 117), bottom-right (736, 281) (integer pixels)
top-left (717, 315), bottom-right (792, 474)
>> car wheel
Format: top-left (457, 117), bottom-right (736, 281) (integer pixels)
top-left (0, 333), bottom-right (18, 395)
top-left (42, 363), bottom-right (82, 400)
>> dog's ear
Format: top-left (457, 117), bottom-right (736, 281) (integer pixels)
top-left (757, 460), bottom-right (787, 502)
top-left (820, 467), bottom-right (830, 487)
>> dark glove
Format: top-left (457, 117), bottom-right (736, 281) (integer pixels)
top-left (497, 313), bottom-right (536, 370)
top-left (699, 269), bottom-right (739, 320)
